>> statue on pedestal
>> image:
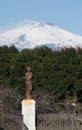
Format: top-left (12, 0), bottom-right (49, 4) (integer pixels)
top-left (24, 67), bottom-right (32, 100)
top-left (22, 66), bottom-right (36, 130)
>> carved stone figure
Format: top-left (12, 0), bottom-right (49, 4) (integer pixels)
top-left (24, 67), bottom-right (32, 99)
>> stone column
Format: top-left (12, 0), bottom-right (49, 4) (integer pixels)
top-left (22, 99), bottom-right (36, 130)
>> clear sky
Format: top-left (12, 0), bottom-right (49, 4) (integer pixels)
top-left (0, 0), bottom-right (82, 36)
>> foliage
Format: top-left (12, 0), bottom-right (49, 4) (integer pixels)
top-left (0, 45), bottom-right (82, 102)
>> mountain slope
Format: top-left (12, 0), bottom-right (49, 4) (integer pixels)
top-left (0, 21), bottom-right (82, 50)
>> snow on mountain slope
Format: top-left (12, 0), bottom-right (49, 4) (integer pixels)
top-left (0, 21), bottom-right (82, 50)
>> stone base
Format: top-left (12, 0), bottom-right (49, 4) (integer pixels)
top-left (22, 99), bottom-right (36, 130)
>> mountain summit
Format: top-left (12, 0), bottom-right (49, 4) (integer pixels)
top-left (0, 21), bottom-right (82, 50)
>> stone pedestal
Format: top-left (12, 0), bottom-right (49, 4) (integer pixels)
top-left (22, 99), bottom-right (36, 130)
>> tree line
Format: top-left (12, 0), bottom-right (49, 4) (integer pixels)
top-left (0, 45), bottom-right (82, 102)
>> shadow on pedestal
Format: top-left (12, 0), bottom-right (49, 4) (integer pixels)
top-left (23, 123), bottom-right (29, 130)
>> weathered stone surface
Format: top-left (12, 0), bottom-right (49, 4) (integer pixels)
top-left (0, 113), bottom-right (82, 130)
top-left (37, 113), bottom-right (82, 130)
top-left (0, 114), bottom-right (22, 130)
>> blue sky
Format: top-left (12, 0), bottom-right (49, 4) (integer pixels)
top-left (0, 0), bottom-right (82, 35)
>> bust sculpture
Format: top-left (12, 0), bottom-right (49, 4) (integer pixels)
top-left (24, 66), bottom-right (32, 100)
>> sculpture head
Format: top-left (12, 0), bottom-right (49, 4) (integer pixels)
top-left (26, 66), bottom-right (31, 72)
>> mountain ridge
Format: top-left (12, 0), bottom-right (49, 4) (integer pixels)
top-left (0, 21), bottom-right (82, 50)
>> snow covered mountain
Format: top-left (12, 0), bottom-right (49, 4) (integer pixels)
top-left (0, 21), bottom-right (82, 51)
